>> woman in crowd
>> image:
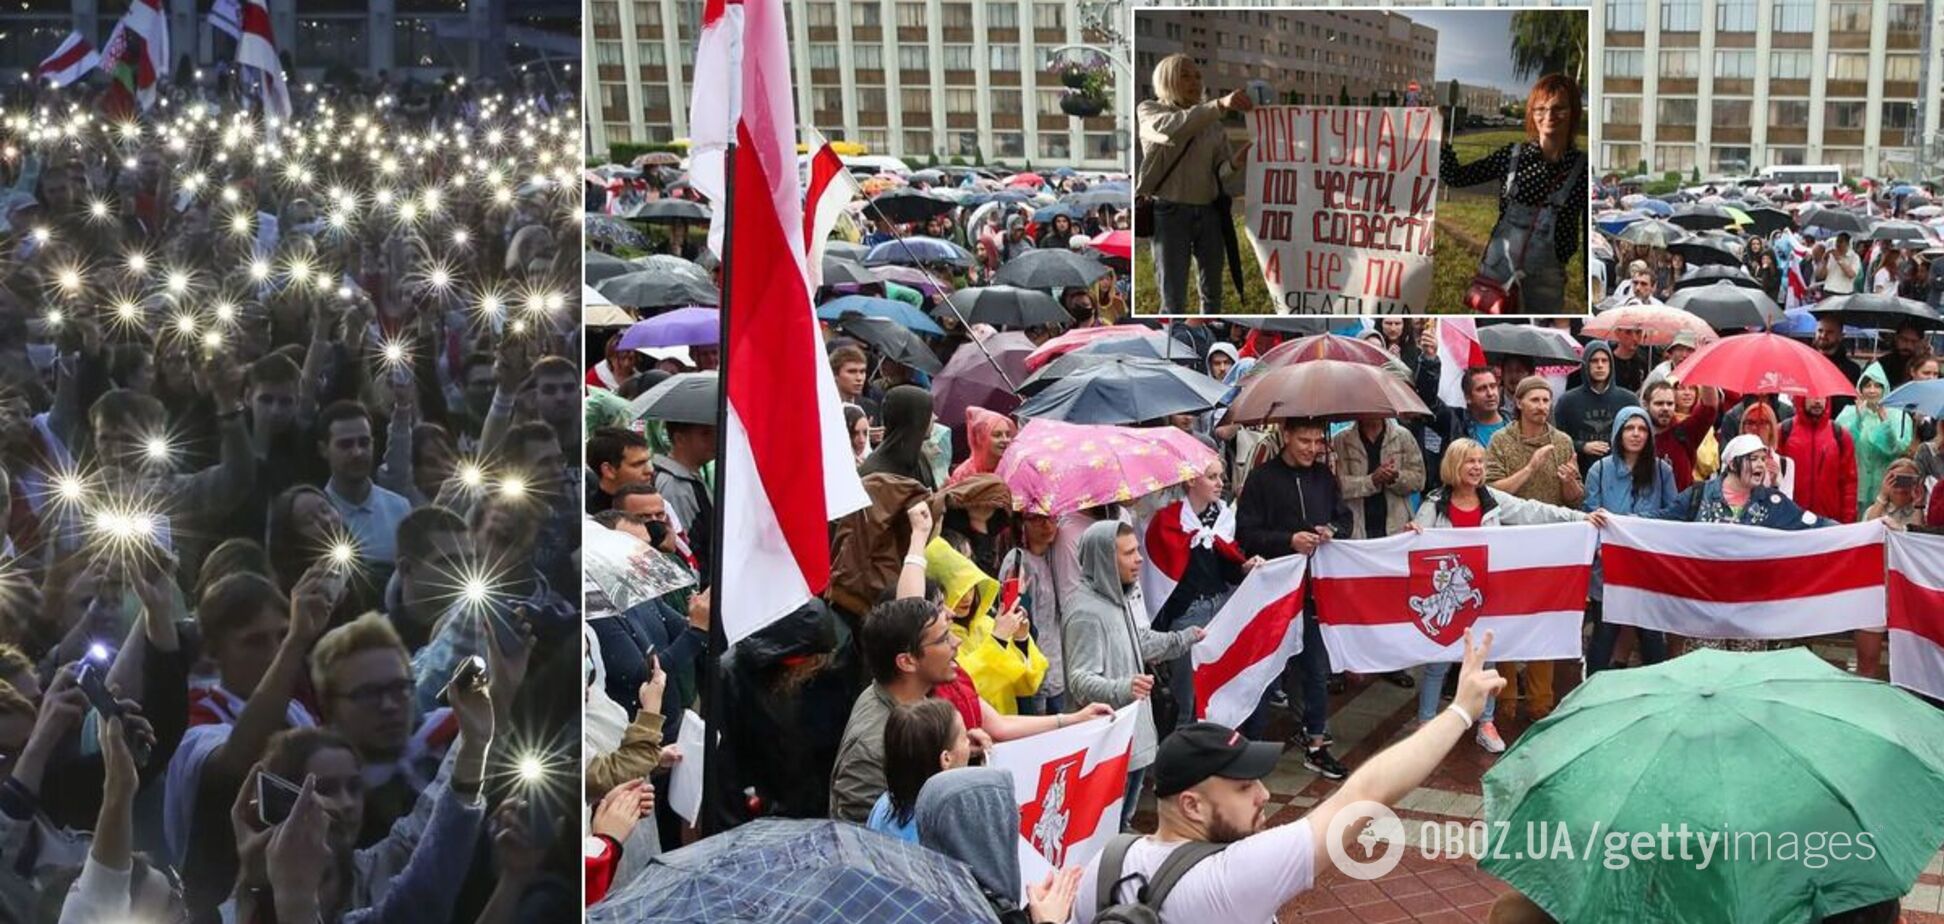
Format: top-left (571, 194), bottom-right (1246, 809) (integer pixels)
top-left (1581, 408), bottom-right (1675, 673)
top-left (1838, 362), bottom-right (1915, 521)
top-left (867, 699), bottom-right (972, 843)
top-left (1136, 53), bottom-right (1253, 315)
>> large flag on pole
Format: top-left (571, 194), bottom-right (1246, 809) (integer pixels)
top-left (1432, 317), bottom-right (1484, 409)
top-left (1600, 518), bottom-right (1886, 639)
top-left (36, 33), bottom-right (98, 88)
top-left (688, 0), bottom-right (744, 258)
top-left (1192, 555), bottom-right (1306, 727)
top-left (989, 703), bottom-right (1138, 895)
top-left (1310, 523), bottom-right (1594, 672)
top-left (802, 127), bottom-right (859, 289)
top-left (99, 0), bottom-right (169, 120)
top-left (718, 0), bottom-right (869, 644)
top-left (237, 0), bottom-right (291, 122)
top-left (1888, 530), bottom-right (1944, 701)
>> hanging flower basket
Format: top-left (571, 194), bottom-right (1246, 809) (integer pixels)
top-left (1060, 91), bottom-right (1106, 118)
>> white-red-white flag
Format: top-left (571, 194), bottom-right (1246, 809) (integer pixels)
top-left (99, 0), bottom-right (169, 118)
top-left (718, 0), bottom-right (869, 644)
top-left (1192, 555), bottom-right (1306, 727)
top-left (1888, 530), bottom-right (1944, 701)
top-left (209, 0), bottom-right (242, 39)
top-left (237, 0), bottom-right (290, 122)
top-left (1600, 518), bottom-right (1885, 639)
top-left (37, 32), bottom-right (97, 88)
top-left (802, 127), bottom-right (859, 289)
top-left (1311, 523), bottom-right (1594, 672)
top-left (989, 703), bottom-right (1139, 894)
top-left (1433, 317), bottom-right (1484, 408)
top-left (1138, 497), bottom-right (1244, 624)
top-left (688, 0), bottom-right (744, 258)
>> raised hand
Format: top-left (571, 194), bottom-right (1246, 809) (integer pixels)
top-left (1453, 630), bottom-right (1507, 722)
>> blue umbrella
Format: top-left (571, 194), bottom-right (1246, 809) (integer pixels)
top-left (1015, 356), bottom-right (1230, 425)
top-left (1032, 202), bottom-right (1082, 223)
top-left (963, 189), bottom-right (1035, 207)
top-left (1051, 166), bottom-right (1078, 177)
top-left (1776, 308), bottom-right (1875, 339)
top-left (865, 236), bottom-right (975, 269)
top-left (1634, 198), bottom-right (1674, 217)
top-left (817, 295), bottom-right (945, 335)
top-left (618, 307), bottom-right (719, 349)
top-left (1596, 211), bottom-right (1646, 236)
top-left (1884, 379), bottom-right (1944, 417)
top-left (1891, 185), bottom-right (1921, 197)
top-left (586, 818), bottom-right (998, 923)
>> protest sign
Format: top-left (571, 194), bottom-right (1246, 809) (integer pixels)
top-left (1243, 106), bottom-right (1443, 315)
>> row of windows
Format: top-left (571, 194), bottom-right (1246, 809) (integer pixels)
top-left (613, 124), bottom-right (1121, 162)
top-left (1606, 49), bottom-right (1921, 82)
top-left (1603, 143), bottom-right (1878, 176)
top-left (1603, 95), bottom-right (1917, 133)
top-left (1606, 0), bottom-right (1924, 31)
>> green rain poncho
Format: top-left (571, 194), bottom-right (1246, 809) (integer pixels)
top-left (1835, 361), bottom-right (1914, 520)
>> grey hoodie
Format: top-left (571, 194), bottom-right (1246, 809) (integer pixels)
top-left (916, 768), bottom-right (1022, 907)
top-left (1060, 521), bottom-right (1198, 771)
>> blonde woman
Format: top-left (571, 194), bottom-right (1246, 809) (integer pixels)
top-left (1136, 53), bottom-right (1252, 314)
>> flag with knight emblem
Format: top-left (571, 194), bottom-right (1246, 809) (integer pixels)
top-left (1309, 523), bottom-right (1594, 672)
top-left (987, 702), bottom-right (1139, 895)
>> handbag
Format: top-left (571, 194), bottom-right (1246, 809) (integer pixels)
top-left (1134, 131), bottom-right (1198, 238)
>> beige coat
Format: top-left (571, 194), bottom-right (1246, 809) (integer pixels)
top-left (1136, 99), bottom-right (1243, 206)
top-left (1332, 421), bottom-right (1428, 538)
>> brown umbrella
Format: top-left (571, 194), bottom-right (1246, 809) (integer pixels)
top-left (1254, 333), bottom-right (1392, 369)
top-left (1222, 359), bottom-right (1431, 425)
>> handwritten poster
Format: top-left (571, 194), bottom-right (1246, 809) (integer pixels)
top-left (1243, 106), bottom-right (1443, 315)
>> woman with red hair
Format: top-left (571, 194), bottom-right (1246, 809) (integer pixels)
top-left (1739, 401), bottom-right (1794, 499)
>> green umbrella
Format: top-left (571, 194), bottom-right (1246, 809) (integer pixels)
top-left (1482, 648), bottom-right (1944, 923)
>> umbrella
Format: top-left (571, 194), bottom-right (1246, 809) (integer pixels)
top-left (587, 250), bottom-right (638, 284)
top-left (996, 418), bottom-right (1215, 516)
top-left (1672, 265), bottom-right (1765, 292)
top-left (836, 316), bottom-right (943, 375)
top-left (1740, 206), bottom-right (1794, 236)
top-left (933, 332), bottom-right (1033, 426)
top-left (1031, 202), bottom-right (1082, 223)
top-left (1633, 198), bottom-right (1674, 217)
top-left (1004, 172), bottom-right (1045, 188)
top-left (625, 199), bottom-right (713, 223)
top-left (585, 302), bottom-right (634, 328)
top-left (1014, 357), bottom-right (1229, 425)
top-left (868, 188), bottom-right (956, 224)
top-left (865, 236), bottom-right (974, 268)
top-left (1890, 184), bottom-right (1922, 197)
top-left (1063, 189), bottom-right (1128, 210)
top-left (1025, 324), bottom-right (1154, 371)
top-left (1482, 648), bottom-right (1944, 924)
top-left (1671, 331), bottom-right (1857, 397)
top-left (1067, 331), bottom-right (1201, 365)
top-left (964, 189), bottom-right (1035, 207)
top-left (1223, 359), bottom-right (1430, 425)
top-left (618, 307), bottom-right (719, 350)
top-left (1477, 325), bottom-right (1585, 365)
top-left (1255, 333), bottom-right (1392, 368)
top-left (1911, 206), bottom-right (1944, 219)
top-left (585, 818), bottom-right (998, 923)
top-left (993, 249), bottom-right (1110, 290)
top-left (1668, 281), bottom-right (1783, 330)
top-left (1885, 379), bottom-right (1944, 416)
top-left (947, 285), bottom-right (1069, 329)
top-left (816, 295), bottom-right (945, 336)
top-left (1583, 305), bottom-right (1718, 347)
top-left (869, 265), bottom-right (954, 296)
top-left (1866, 220), bottom-right (1932, 244)
top-left (628, 372), bottom-right (719, 425)
top-left (1801, 207), bottom-right (1871, 235)
top-left (632, 151), bottom-right (682, 167)
top-left (1668, 203), bottom-right (1737, 231)
top-left (1090, 229), bottom-right (1132, 260)
top-left (1226, 316), bottom-right (1333, 335)
top-left (907, 169), bottom-right (945, 185)
top-left (586, 215), bottom-right (649, 249)
top-left (1618, 219), bottom-right (1687, 248)
top-left (1595, 210), bottom-right (1646, 236)
top-left (1811, 292), bottom-right (1944, 331)
top-left (1669, 235), bottom-right (1745, 268)
top-left (597, 269), bottom-right (719, 309)
top-left (825, 241), bottom-right (871, 261)
top-left (821, 256), bottom-right (876, 287)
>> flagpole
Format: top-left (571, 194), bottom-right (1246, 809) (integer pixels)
top-left (700, 138), bottom-right (734, 839)
top-left (860, 199), bottom-right (1021, 394)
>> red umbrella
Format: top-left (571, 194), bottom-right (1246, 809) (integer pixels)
top-left (1223, 359), bottom-right (1430, 425)
top-left (1005, 172), bottom-right (1045, 188)
top-left (1024, 324), bottom-right (1152, 371)
top-left (1091, 229), bottom-right (1132, 260)
top-left (1670, 332), bottom-right (1857, 397)
top-left (1255, 334), bottom-right (1391, 369)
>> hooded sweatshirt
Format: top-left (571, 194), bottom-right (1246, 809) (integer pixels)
top-left (1582, 407), bottom-right (1678, 599)
top-left (861, 385), bottom-right (938, 490)
top-left (948, 406), bottom-right (1012, 487)
top-left (1836, 361), bottom-right (1914, 520)
top-left (926, 537), bottom-right (1048, 715)
top-left (1552, 340), bottom-right (1641, 475)
top-left (915, 768), bottom-right (1023, 913)
top-left (1060, 521), bottom-right (1197, 772)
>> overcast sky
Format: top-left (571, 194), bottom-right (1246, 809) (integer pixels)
top-left (1410, 9), bottom-right (1575, 95)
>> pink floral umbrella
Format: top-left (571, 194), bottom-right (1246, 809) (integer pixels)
top-left (1024, 324), bottom-right (1152, 371)
top-left (997, 418), bottom-right (1216, 516)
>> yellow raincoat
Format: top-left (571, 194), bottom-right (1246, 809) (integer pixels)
top-left (926, 537), bottom-right (1047, 715)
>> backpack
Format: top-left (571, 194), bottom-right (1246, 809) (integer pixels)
top-left (1092, 834), bottom-right (1229, 924)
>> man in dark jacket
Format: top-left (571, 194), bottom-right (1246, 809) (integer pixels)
top-left (1235, 417), bottom-right (1353, 779)
top-left (1553, 340), bottom-right (1641, 475)
top-left (1412, 333), bottom-right (1512, 490)
top-left (1813, 316), bottom-right (1864, 416)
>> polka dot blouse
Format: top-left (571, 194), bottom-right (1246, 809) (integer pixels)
top-left (1441, 141), bottom-right (1588, 267)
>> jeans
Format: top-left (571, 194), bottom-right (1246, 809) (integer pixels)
top-left (1121, 766), bottom-right (1147, 831)
top-left (1418, 662), bottom-right (1497, 724)
top-left (1237, 615), bottom-right (1330, 742)
top-left (1018, 692), bottom-right (1066, 716)
top-left (1152, 200), bottom-right (1228, 314)
top-left (1165, 595), bottom-right (1227, 730)
top-left (1585, 599), bottom-right (1667, 674)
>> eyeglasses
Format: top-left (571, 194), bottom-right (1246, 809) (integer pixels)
top-left (1531, 106), bottom-right (1572, 117)
top-left (337, 679), bottom-right (413, 708)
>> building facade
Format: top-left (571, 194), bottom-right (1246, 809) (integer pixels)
top-left (1593, 0), bottom-right (1944, 179)
top-left (589, 0), bottom-right (1129, 170)
top-left (1133, 9), bottom-right (1437, 109)
top-left (1455, 81), bottom-right (1511, 116)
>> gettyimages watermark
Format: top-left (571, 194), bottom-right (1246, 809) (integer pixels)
top-left (1325, 801), bottom-right (1881, 881)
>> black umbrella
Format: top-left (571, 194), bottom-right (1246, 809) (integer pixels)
top-left (1668, 204), bottom-right (1736, 231)
top-left (1227, 316), bottom-right (1332, 335)
top-left (1810, 292), bottom-right (1944, 330)
top-left (993, 249), bottom-right (1110, 290)
top-left (825, 240), bottom-right (871, 262)
top-left (587, 250), bottom-right (636, 284)
top-left (628, 372), bottom-right (719, 425)
top-left (1668, 280), bottom-right (1783, 330)
top-left (946, 285), bottom-right (1070, 328)
top-left (1477, 325), bottom-right (1583, 365)
top-left (1067, 332), bottom-right (1203, 365)
top-left (1740, 206), bottom-right (1794, 236)
top-left (837, 316), bottom-right (944, 375)
top-left (1622, 174), bottom-right (1651, 185)
top-left (1063, 189), bottom-right (1129, 210)
top-left (1801, 207), bottom-right (1870, 235)
top-left (596, 268), bottom-right (718, 309)
top-left (1867, 220), bottom-right (1932, 244)
top-left (1672, 265), bottom-right (1765, 292)
top-left (1669, 235), bottom-right (1744, 268)
top-left (1017, 351), bottom-right (1190, 396)
top-left (586, 215), bottom-right (649, 249)
top-left (625, 199), bottom-right (713, 223)
top-left (821, 256), bottom-right (876, 287)
top-left (869, 188), bottom-right (957, 224)
top-left (907, 169), bottom-right (945, 185)
top-left (1014, 358), bottom-right (1229, 425)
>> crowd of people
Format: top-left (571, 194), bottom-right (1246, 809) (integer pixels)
top-left (0, 63), bottom-right (583, 922)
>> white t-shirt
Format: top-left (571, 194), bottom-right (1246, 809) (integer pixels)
top-left (1874, 267), bottom-right (1898, 295)
top-left (1824, 250), bottom-right (1860, 293)
top-left (1071, 818), bottom-right (1316, 924)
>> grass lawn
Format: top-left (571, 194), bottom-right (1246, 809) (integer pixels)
top-left (1132, 129), bottom-right (1588, 316)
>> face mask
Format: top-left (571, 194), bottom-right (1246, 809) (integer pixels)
top-left (646, 519), bottom-right (669, 548)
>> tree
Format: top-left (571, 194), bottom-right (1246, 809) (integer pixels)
top-left (1339, 85), bottom-right (1350, 105)
top-left (1691, 166), bottom-right (1702, 183)
top-left (1509, 11), bottom-right (1585, 86)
